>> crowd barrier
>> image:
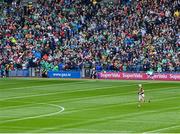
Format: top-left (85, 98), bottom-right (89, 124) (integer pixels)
top-left (9, 70), bottom-right (29, 77)
top-left (98, 72), bottom-right (180, 81)
top-left (1, 69), bottom-right (180, 81)
top-left (0, 68), bottom-right (39, 77)
top-left (47, 71), bottom-right (81, 78)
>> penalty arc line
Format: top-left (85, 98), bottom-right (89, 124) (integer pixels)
top-left (32, 105), bottom-right (180, 133)
top-left (0, 103), bottom-right (65, 124)
top-left (0, 86), bottom-right (178, 112)
top-left (1, 83), bottom-right (178, 125)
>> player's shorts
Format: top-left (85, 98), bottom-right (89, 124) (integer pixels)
top-left (139, 94), bottom-right (145, 101)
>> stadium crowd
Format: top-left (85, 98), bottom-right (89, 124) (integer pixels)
top-left (0, 0), bottom-right (180, 75)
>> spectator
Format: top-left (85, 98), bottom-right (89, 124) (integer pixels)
top-left (0, 0), bottom-right (179, 74)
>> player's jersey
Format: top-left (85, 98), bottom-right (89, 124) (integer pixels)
top-left (138, 88), bottom-right (144, 95)
top-left (138, 88), bottom-right (145, 101)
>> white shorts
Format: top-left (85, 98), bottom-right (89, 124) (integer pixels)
top-left (139, 94), bottom-right (145, 101)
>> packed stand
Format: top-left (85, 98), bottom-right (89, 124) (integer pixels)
top-left (0, 0), bottom-right (180, 76)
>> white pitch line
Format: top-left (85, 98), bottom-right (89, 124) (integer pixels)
top-left (0, 103), bottom-right (37, 111)
top-left (0, 84), bottom-right (178, 117)
top-left (0, 81), bottom-right (88, 91)
top-left (0, 85), bottom-right (178, 111)
top-left (26, 87), bottom-right (180, 133)
top-left (7, 86), bottom-right (177, 112)
top-left (144, 124), bottom-right (180, 133)
top-left (0, 80), bottom-right (154, 92)
top-left (0, 126), bottom-right (35, 129)
top-left (50, 96), bottom-right (180, 115)
top-left (0, 79), bottom-right (149, 92)
top-left (32, 105), bottom-right (180, 133)
top-left (0, 83), bottom-right (146, 102)
top-left (1, 88), bottom-right (179, 119)
top-left (43, 86), bottom-right (179, 105)
top-left (0, 103), bottom-right (65, 124)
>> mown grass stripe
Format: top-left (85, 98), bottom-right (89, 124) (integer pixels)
top-left (31, 105), bottom-right (180, 133)
top-left (0, 79), bottom-right (179, 133)
top-left (0, 83), bottom-right (143, 101)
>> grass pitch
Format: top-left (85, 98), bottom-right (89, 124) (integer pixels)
top-left (0, 78), bottom-right (180, 133)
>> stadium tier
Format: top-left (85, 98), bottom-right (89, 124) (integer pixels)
top-left (0, 0), bottom-right (180, 78)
